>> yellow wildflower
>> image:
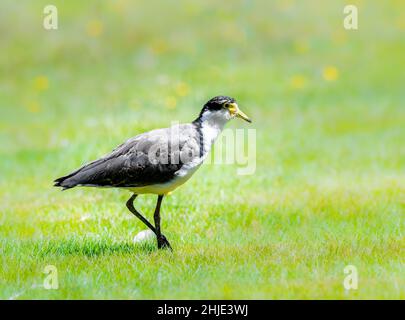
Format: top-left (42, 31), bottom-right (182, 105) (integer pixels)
top-left (322, 66), bottom-right (339, 81)
top-left (34, 76), bottom-right (49, 91)
top-left (290, 74), bottom-right (308, 89)
top-left (165, 96), bottom-right (177, 109)
top-left (86, 20), bottom-right (103, 37)
top-left (175, 82), bottom-right (190, 97)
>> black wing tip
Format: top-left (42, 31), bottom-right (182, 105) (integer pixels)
top-left (53, 177), bottom-right (75, 190)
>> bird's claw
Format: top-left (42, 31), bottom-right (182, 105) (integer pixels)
top-left (157, 235), bottom-right (172, 250)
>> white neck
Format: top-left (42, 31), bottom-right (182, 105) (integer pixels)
top-left (198, 109), bottom-right (230, 155)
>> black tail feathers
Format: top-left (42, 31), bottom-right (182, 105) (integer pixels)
top-left (53, 175), bottom-right (76, 190)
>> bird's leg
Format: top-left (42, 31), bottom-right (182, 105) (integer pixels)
top-left (126, 194), bottom-right (157, 234)
top-left (126, 194), bottom-right (171, 250)
top-left (153, 195), bottom-right (172, 250)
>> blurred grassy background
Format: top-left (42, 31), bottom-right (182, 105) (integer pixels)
top-left (0, 0), bottom-right (404, 299)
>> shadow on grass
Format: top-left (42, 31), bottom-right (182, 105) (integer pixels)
top-left (34, 239), bottom-right (157, 258)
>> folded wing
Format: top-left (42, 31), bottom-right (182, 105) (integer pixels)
top-left (54, 124), bottom-right (201, 190)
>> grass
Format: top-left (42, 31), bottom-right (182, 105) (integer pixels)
top-left (0, 0), bottom-right (404, 299)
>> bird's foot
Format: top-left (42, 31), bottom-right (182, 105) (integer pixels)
top-left (157, 235), bottom-right (172, 250)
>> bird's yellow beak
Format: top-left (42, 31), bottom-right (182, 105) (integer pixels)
top-left (228, 103), bottom-right (252, 123)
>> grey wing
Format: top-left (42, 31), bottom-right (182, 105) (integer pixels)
top-left (54, 124), bottom-right (201, 189)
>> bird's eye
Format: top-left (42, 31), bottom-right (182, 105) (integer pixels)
top-left (223, 103), bottom-right (229, 108)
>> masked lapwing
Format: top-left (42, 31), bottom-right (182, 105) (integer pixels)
top-left (54, 96), bottom-right (251, 249)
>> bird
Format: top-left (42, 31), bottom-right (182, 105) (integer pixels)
top-left (54, 96), bottom-right (251, 250)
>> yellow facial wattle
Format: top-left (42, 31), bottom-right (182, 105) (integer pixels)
top-left (227, 102), bottom-right (252, 123)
